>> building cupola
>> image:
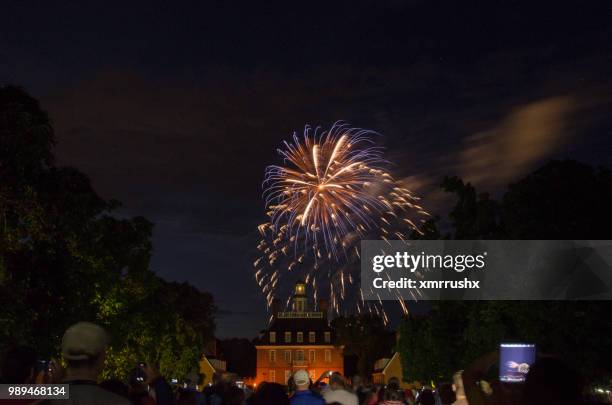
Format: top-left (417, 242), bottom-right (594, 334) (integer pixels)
top-left (292, 281), bottom-right (308, 312)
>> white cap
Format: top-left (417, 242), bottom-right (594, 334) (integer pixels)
top-left (293, 369), bottom-right (310, 386)
top-left (62, 322), bottom-right (109, 361)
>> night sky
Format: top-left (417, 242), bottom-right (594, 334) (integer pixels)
top-left (2, 1), bottom-right (611, 337)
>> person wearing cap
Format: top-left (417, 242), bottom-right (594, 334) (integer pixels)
top-left (322, 372), bottom-right (358, 405)
top-left (40, 322), bottom-right (131, 405)
top-left (290, 369), bottom-right (325, 405)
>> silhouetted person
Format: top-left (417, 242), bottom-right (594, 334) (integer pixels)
top-left (127, 367), bottom-right (155, 405)
top-left (380, 378), bottom-right (406, 405)
top-left (380, 387), bottom-right (406, 405)
top-left (176, 390), bottom-right (197, 405)
top-left (416, 389), bottom-right (435, 405)
top-left (523, 358), bottom-right (584, 405)
top-left (249, 382), bottom-right (289, 405)
top-left (351, 375), bottom-right (368, 404)
top-left (0, 345), bottom-right (37, 384)
top-left (0, 346), bottom-right (39, 404)
top-left (323, 372), bottom-right (358, 405)
top-left (223, 385), bottom-right (246, 405)
top-left (100, 379), bottom-right (130, 399)
top-left (180, 377), bottom-right (207, 405)
top-left (437, 383), bottom-right (456, 405)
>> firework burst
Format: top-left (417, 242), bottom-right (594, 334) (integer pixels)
top-left (255, 122), bottom-right (428, 320)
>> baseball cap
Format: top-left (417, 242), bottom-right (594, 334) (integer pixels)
top-left (62, 322), bottom-right (109, 361)
top-left (293, 369), bottom-right (310, 386)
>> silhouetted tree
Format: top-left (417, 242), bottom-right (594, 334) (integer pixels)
top-left (0, 86), bottom-right (216, 380)
top-left (398, 301), bottom-right (612, 385)
top-left (435, 160), bottom-right (612, 240)
top-left (219, 338), bottom-right (257, 377)
top-left (397, 159), bottom-right (612, 385)
top-left (332, 314), bottom-right (395, 377)
top-left (441, 176), bottom-right (502, 239)
top-left (501, 160), bottom-right (612, 238)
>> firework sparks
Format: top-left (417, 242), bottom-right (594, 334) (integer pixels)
top-left (255, 122), bottom-right (428, 320)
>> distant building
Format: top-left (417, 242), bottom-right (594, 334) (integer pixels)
top-left (372, 352), bottom-right (409, 388)
top-left (199, 339), bottom-right (238, 387)
top-left (199, 354), bottom-right (227, 387)
top-left (254, 281), bottom-right (344, 385)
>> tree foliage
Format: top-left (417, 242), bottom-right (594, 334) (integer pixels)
top-left (438, 160), bottom-right (612, 239)
top-left (332, 314), bottom-right (395, 377)
top-left (398, 301), bottom-right (612, 384)
top-left (398, 161), bottom-right (612, 385)
top-left (219, 338), bottom-right (257, 378)
top-left (0, 86), bottom-right (216, 380)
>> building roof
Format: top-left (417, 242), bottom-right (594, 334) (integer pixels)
top-left (256, 281), bottom-right (337, 346)
top-left (256, 316), bottom-right (336, 345)
top-left (373, 352), bottom-right (400, 373)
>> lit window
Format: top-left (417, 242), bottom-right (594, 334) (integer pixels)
top-left (297, 332), bottom-right (303, 343)
top-left (309, 349), bottom-right (315, 363)
top-left (324, 331), bottom-right (331, 343)
top-left (325, 349), bottom-right (331, 363)
top-left (269, 332), bottom-right (276, 343)
top-left (285, 331), bottom-right (291, 343)
top-left (309, 331), bottom-right (316, 343)
top-left (269, 350), bottom-right (276, 363)
top-left (296, 350), bottom-right (304, 361)
top-left (269, 369), bottom-right (275, 382)
top-left (284, 350), bottom-right (291, 363)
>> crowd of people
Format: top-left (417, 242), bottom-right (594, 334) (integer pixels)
top-left (1, 322), bottom-right (609, 405)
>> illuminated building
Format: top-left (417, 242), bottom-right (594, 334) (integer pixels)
top-left (254, 281), bottom-right (344, 385)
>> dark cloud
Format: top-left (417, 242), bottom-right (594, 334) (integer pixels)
top-left (3, 0), bottom-right (612, 337)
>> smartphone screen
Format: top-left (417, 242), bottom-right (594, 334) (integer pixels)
top-left (499, 343), bottom-right (536, 383)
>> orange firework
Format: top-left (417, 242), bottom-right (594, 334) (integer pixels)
top-left (255, 122), bottom-right (428, 320)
